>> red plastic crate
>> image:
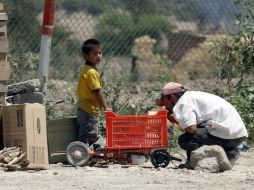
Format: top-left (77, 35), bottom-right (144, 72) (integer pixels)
top-left (106, 110), bottom-right (168, 151)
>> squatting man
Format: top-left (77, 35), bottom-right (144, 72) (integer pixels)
top-left (156, 82), bottom-right (248, 169)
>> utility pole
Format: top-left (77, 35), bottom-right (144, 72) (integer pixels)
top-left (37, 0), bottom-right (56, 81)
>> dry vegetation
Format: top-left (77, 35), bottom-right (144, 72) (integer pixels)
top-left (169, 35), bottom-right (225, 82)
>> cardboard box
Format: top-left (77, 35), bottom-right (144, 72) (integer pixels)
top-left (0, 60), bottom-right (10, 81)
top-left (2, 103), bottom-right (49, 169)
top-left (47, 118), bottom-right (78, 163)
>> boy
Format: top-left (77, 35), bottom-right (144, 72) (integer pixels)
top-left (76, 39), bottom-right (112, 151)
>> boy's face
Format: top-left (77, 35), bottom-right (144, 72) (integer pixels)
top-left (84, 45), bottom-right (102, 65)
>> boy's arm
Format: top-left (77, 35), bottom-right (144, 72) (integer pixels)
top-left (93, 88), bottom-right (112, 111)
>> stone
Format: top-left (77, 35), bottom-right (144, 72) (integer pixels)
top-left (190, 145), bottom-right (231, 172)
top-left (195, 157), bottom-right (219, 173)
top-left (0, 92), bottom-right (6, 105)
top-left (0, 81), bottom-right (7, 92)
top-left (7, 79), bottom-right (41, 95)
top-left (11, 92), bottom-right (44, 104)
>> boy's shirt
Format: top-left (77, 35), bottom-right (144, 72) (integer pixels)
top-left (77, 65), bottom-right (102, 116)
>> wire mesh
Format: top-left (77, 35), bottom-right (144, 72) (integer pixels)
top-left (3, 0), bottom-right (242, 83)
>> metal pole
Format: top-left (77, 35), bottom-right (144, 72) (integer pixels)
top-left (37, 0), bottom-right (56, 81)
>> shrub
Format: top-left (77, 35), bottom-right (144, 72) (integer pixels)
top-left (228, 81), bottom-right (254, 144)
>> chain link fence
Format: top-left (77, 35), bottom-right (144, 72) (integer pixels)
top-left (3, 0), bottom-right (242, 84)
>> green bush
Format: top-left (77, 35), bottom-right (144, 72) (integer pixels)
top-left (8, 52), bottom-right (39, 84)
top-left (212, 0), bottom-right (254, 92)
top-left (228, 82), bottom-right (254, 144)
top-left (211, 0), bottom-right (254, 144)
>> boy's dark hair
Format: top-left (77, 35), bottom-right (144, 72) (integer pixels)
top-left (82, 39), bottom-right (100, 54)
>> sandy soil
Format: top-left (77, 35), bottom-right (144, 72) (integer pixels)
top-left (0, 148), bottom-right (253, 190)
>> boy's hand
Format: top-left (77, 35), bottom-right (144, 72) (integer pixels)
top-left (105, 107), bottom-right (112, 112)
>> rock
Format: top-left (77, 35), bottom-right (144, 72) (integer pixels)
top-left (195, 157), bottom-right (219, 173)
top-left (12, 92), bottom-right (44, 104)
top-left (190, 145), bottom-right (231, 172)
top-left (8, 79), bottom-right (41, 95)
top-left (6, 79), bottom-right (45, 104)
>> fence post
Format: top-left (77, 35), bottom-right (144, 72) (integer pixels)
top-left (37, 0), bottom-right (56, 81)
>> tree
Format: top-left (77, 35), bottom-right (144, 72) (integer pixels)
top-left (95, 10), bottom-right (174, 55)
top-left (211, 0), bottom-right (254, 144)
top-left (4, 0), bottom-right (42, 53)
top-left (212, 0), bottom-right (254, 92)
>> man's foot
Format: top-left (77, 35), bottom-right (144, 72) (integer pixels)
top-left (228, 149), bottom-right (240, 167)
top-left (178, 161), bottom-right (194, 170)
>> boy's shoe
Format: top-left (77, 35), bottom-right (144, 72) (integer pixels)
top-left (89, 136), bottom-right (105, 151)
top-left (178, 161), bottom-right (194, 170)
top-left (88, 158), bottom-right (98, 166)
top-left (92, 143), bottom-right (102, 151)
top-left (87, 147), bottom-right (95, 157)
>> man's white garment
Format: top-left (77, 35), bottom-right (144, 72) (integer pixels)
top-left (173, 91), bottom-right (248, 139)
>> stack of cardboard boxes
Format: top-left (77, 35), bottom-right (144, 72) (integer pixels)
top-left (2, 104), bottom-right (49, 169)
top-left (0, 3), bottom-right (9, 104)
top-left (0, 4), bottom-right (49, 169)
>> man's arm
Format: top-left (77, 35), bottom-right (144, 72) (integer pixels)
top-left (167, 113), bottom-right (179, 124)
top-left (184, 124), bottom-right (197, 134)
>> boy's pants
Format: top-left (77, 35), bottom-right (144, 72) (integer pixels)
top-left (77, 108), bottom-right (99, 146)
top-left (178, 127), bottom-right (245, 161)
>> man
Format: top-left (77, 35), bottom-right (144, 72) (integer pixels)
top-left (156, 82), bottom-right (248, 169)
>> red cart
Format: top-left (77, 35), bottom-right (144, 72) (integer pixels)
top-left (66, 110), bottom-right (177, 168)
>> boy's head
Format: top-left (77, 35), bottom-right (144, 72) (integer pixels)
top-left (82, 39), bottom-right (102, 65)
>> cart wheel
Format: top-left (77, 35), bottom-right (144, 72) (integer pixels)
top-left (150, 149), bottom-right (171, 168)
top-left (66, 141), bottom-right (90, 167)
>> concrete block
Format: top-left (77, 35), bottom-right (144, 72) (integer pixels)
top-left (8, 79), bottom-right (41, 95)
top-left (0, 60), bottom-right (10, 80)
top-left (0, 37), bottom-right (8, 53)
top-left (0, 13), bottom-right (7, 21)
top-left (11, 92), bottom-right (44, 104)
top-left (0, 53), bottom-right (6, 60)
top-left (0, 81), bottom-right (8, 92)
top-left (0, 24), bottom-right (7, 36)
top-left (0, 92), bottom-right (6, 105)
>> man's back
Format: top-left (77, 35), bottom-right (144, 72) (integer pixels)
top-left (174, 91), bottom-right (248, 139)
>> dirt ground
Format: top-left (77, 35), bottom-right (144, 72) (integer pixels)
top-left (0, 148), bottom-right (253, 190)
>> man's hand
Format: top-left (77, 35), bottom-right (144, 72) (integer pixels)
top-left (184, 124), bottom-right (197, 134)
top-left (167, 113), bottom-right (179, 124)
